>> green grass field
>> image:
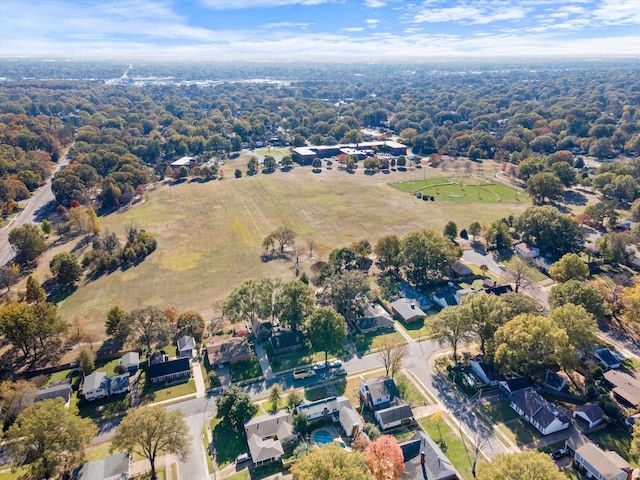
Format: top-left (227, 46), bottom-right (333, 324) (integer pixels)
top-left (419, 416), bottom-right (474, 480)
top-left (391, 177), bottom-right (527, 203)
top-left (57, 167), bottom-right (531, 336)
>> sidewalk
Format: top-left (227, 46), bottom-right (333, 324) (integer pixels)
top-left (191, 357), bottom-right (206, 398)
top-left (254, 342), bottom-right (276, 380)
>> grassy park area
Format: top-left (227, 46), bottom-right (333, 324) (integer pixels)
top-left (57, 166), bottom-right (530, 337)
top-left (391, 177), bottom-right (527, 203)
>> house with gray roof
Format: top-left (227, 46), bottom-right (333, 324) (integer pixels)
top-left (75, 452), bottom-right (130, 480)
top-left (82, 372), bottom-right (108, 401)
top-left (36, 382), bottom-right (73, 404)
top-left (603, 369), bottom-right (640, 407)
top-left (573, 442), bottom-right (631, 480)
top-left (510, 387), bottom-right (570, 435)
top-left (244, 410), bottom-right (297, 466)
top-left (355, 303), bottom-right (395, 333)
top-left (360, 377), bottom-right (399, 411)
top-left (177, 335), bottom-right (197, 358)
top-left (375, 403), bottom-right (414, 430)
top-left (595, 347), bottom-right (621, 370)
top-left (391, 298), bottom-right (426, 323)
top-left (119, 352), bottom-right (139, 373)
top-left (573, 403), bottom-right (605, 429)
top-left (431, 286), bottom-right (459, 309)
top-left (339, 404), bottom-right (362, 438)
top-left (469, 356), bottom-right (500, 386)
top-left (541, 369), bottom-right (567, 392)
top-left (400, 431), bottom-right (459, 480)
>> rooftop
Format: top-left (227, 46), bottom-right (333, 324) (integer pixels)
top-left (206, 336), bottom-right (253, 365)
top-left (391, 298), bottom-right (426, 320)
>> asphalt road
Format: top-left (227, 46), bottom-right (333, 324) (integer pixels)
top-left (0, 152), bottom-right (70, 266)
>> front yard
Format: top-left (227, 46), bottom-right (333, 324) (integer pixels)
top-left (419, 416), bottom-right (474, 480)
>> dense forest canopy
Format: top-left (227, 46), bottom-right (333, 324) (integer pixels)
top-left (1, 59), bottom-right (639, 210)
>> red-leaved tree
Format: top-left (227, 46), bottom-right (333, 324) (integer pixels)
top-left (364, 434), bottom-right (405, 480)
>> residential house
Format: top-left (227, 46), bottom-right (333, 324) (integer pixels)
top-left (391, 298), bottom-right (426, 323)
top-left (244, 410), bottom-right (297, 466)
top-left (509, 387), bottom-right (570, 435)
top-left (82, 372), bottom-right (130, 401)
top-left (206, 337), bottom-right (253, 366)
top-left (360, 377), bottom-right (399, 411)
top-left (251, 318), bottom-right (272, 341)
top-left (469, 357), bottom-right (500, 387)
top-left (119, 352), bottom-right (139, 373)
top-left (269, 330), bottom-right (305, 355)
top-left (75, 452), bottom-right (130, 480)
top-left (450, 261), bottom-right (473, 278)
top-left (374, 403), bottom-right (414, 430)
top-left (573, 403), bottom-right (605, 429)
top-left (541, 369), bottom-right (567, 392)
top-left (499, 376), bottom-right (532, 395)
top-left (355, 303), bottom-right (395, 333)
top-left (147, 353), bottom-right (191, 384)
top-left (514, 242), bottom-right (540, 259)
top-left (82, 372), bottom-right (108, 401)
top-left (595, 347), bottom-right (621, 370)
top-left (339, 404), bottom-right (362, 438)
top-left (295, 396), bottom-right (353, 422)
top-left (573, 442), bottom-right (632, 480)
top-left (170, 156), bottom-right (194, 167)
top-left (431, 286), bottom-right (459, 309)
top-left (603, 369), bottom-right (640, 408)
top-left (233, 323), bottom-right (251, 338)
top-left (177, 335), bottom-right (196, 358)
top-left (535, 256), bottom-right (554, 273)
top-left (35, 382), bottom-right (73, 404)
top-left (454, 288), bottom-right (477, 304)
top-left (400, 431), bottom-right (460, 480)
top-left (484, 284), bottom-right (513, 296)
top-left (396, 280), bottom-right (434, 311)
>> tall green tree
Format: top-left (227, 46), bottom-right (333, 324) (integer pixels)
top-left (176, 310), bottom-right (205, 341)
top-left (374, 234), bottom-right (402, 271)
top-left (223, 278), bottom-right (280, 324)
top-left (8, 223), bottom-right (47, 263)
top-left (290, 443), bottom-right (370, 480)
top-left (306, 307), bottom-right (347, 365)
top-left (430, 305), bottom-right (473, 362)
top-left (216, 386), bottom-right (258, 429)
top-left (77, 347), bottom-right (95, 376)
top-left (276, 280), bottom-right (315, 331)
top-left (476, 451), bottom-right (566, 480)
top-left (461, 293), bottom-right (511, 359)
top-left (105, 305), bottom-right (132, 345)
top-left (24, 276), bottom-right (46, 304)
top-left (527, 172), bottom-right (564, 204)
top-left (49, 252), bottom-right (82, 286)
top-left (128, 306), bottom-right (170, 352)
top-left (326, 270), bottom-right (370, 321)
top-left (468, 221), bottom-right (482, 241)
top-left (549, 280), bottom-right (607, 319)
top-left (401, 229), bottom-right (461, 286)
top-left (486, 219), bottom-right (512, 250)
top-left (7, 398), bottom-right (97, 479)
top-left (515, 206), bottom-right (584, 256)
top-left (548, 304), bottom-right (597, 356)
top-left (111, 406), bottom-right (191, 480)
top-left (0, 303), bottom-right (37, 358)
top-left (494, 314), bottom-right (572, 376)
top-left (443, 220), bottom-right (458, 242)
top-left (549, 253), bottom-right (589, 283)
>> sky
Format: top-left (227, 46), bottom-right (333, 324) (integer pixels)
top-left (1, 0), bottom-right (639, 59)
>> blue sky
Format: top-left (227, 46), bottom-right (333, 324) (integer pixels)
top-left (1, 0), bottom-right (639, 58)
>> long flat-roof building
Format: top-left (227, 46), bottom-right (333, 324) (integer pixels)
top-left (292, 141), bottom-right (407, 164)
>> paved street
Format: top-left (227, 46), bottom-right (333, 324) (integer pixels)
top-left (0, 151), bottom-right (70, 265)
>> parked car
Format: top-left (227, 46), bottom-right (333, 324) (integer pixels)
top-left (313, 362), bottom-right (327, 371)
top-left (550, 448), bottom-right (569, 460)
top-left (498, 264), bottom-right (507, 271)
top-left (328, 360), bottom-right (342, 369)
top-left (293, 368), bottom-right (316, 380)
top-left (236, 453), bottom-right (251, 463)
top-left (332, 368), bottom-right (347, 377)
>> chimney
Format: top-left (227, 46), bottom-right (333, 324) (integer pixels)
top-left (493, 281), bottom-right (497, 287)
top-left (421, 451), bottom-right (425, 464)
top-left (410, 303), bottom-right (415, 310)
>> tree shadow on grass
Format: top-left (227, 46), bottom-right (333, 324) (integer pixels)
top-left (44, 281), bottom-right (77, 303)
top-left (564, 190), bottom-right (588, 206)
top-left (212, 420), bottom-right (247, 466)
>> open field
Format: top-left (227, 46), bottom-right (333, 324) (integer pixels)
top-left (56, 163), bottom-right (531, 336)
top-left (391, 177), bottom-right (528, 203)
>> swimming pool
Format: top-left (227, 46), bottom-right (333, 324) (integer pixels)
top-left (313, 430), bottom-right (333, 444)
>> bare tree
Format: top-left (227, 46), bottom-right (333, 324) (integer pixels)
top-left (307, 239), bottom-right (314, 258)
top-left (377, 338), bottom-right (408, 378)
top-left (507, 256), bottom-right (532, 293)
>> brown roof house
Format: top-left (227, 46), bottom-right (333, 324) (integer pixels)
top-left (206, 337), bottom-right (253, 366)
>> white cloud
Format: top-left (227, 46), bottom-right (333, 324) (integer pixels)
top-left (342, 27), bottom-right (365, 31)
top-left (262, 22), bottom-right (312, 28)
top-left (198, 0), bottom-right (333, 9)
top-left (591, 0), bottom-right (640, 25)
top-left (366, 18), bottom-right (379, 24)
top-left (364, 0), bottom-right (386, 7)
top-left (412, 5), bottom-right (528, 24)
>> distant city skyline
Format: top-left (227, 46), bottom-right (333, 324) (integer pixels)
top-left (1, 0), bottom-right (639, 59)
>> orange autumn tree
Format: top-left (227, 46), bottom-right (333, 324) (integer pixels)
top-left (364, 434), bottom-right (404, 480)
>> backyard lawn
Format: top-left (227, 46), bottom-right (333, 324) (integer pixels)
top-left (419, 416), bottom-right (474, 480)
top-left (56, 166), bottom-right (530, 338)
top-left (480, 399), bottom-right (520, 424)
top-left (589, 427), bottom-right (637, 467)
top-left (211, 417), bottom-right (249, 468)
top-left (497, 418), bottom-right (541, 446)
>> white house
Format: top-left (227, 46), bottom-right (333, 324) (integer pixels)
top-left (595, 347), bottom-right (621, 370)
top-left (359, 377), bottom-right (399, 411)
top-left (509, 388), bottom-right (570, 435)
top-left (514, 242), bottom-right (540, 259)
top-left (177, 335), bottom-right (197, 358)
top-left (573, 403), bottom-right (605, 429)
top-left (82, 372), bottom-right (108, 401)
top-left (295, 396), bottom-right (352, 422)
top-left (469, 357), bottom-right (500, 386)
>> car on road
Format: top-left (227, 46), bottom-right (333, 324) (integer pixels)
top-left (550, 448), bottom-right (569, 460)
top-left (332, 368), bottom-right (347, 377)
top-left (328, 360), bottom-right (342, 369)
top-left (313, 362), bottom-right (328, 371)
top-left (293, 368), bottom-right (316, 380)
top-left (498, 263), bottom-right (507, 270)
